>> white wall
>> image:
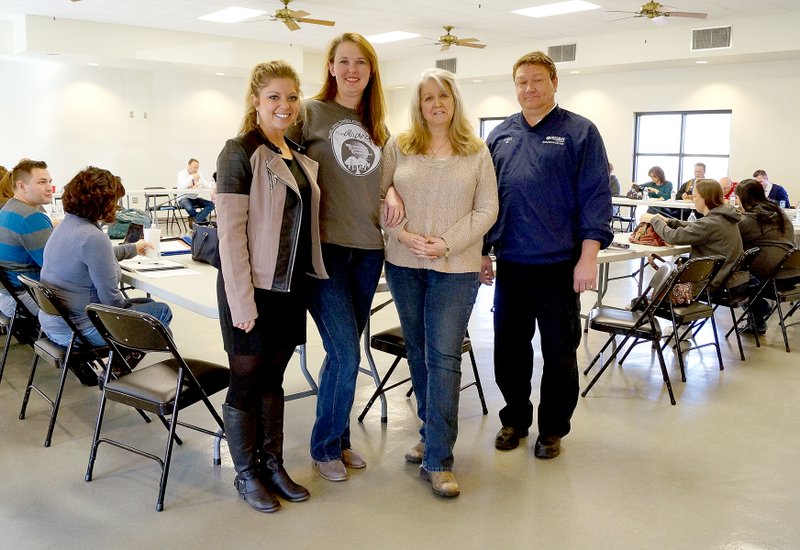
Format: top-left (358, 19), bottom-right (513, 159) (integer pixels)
top-left (0, 56), bottom-right (244, 190)
top-left (3, 53), bottom-right (798, 204)
top-left (386, 58), bottom-right (800, 201)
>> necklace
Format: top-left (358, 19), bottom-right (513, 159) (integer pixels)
top-left (427, 140), bottom-right (451, 159)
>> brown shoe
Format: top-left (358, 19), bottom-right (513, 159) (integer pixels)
top-left (419, 468), bottom-right (460, 498)
top-left (495, 426), bottom-right (529, 451)
top-left (312, 459), bottom-right (348, 481)
top-left (341, 448), bottom-right (366, 469)
top-left (404, 442), bottom-right (424, 464)
top-left (533, 435), bottom-right (562, 459)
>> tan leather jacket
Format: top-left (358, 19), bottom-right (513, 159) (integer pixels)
top-left (216, 130), bottom-right (327, 324)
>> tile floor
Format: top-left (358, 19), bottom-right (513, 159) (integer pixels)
top-left (1, 259), bottom-right (798, 550)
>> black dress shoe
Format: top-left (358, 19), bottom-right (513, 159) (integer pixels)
top-left (495, 426), bottom-right (529, 451)
top-left (533, 435), bottom-right (561, 459)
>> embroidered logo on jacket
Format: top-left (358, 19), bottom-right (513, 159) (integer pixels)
top-left (542, 135), bottom-right (566, 146)
top-left (329, 119), bottom-right (381, 176)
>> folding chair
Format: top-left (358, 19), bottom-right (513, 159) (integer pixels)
top-left (698, 247), bottom-right (762, 361)
top-left (85, 304), bottom-right (228, 511)
top-left (144, 187), bottom-right (186, 235)
top-left (762, 248), bottom-right (800, 352)
top-left (611, 204), bottom-right (637, 233)
top-left (0, 268), bottom-right (39, 384)
top-left (653, 255), bottom-right (726, 383)
top-left (358, 289), bottom-right (488, 424)
top-left (17, 275), bottom-right (110, 447)
top-left (582, 260), bottom-right (679, 404)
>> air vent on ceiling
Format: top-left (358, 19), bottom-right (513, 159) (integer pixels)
top-left (548, 43), bottom-right (576, 63)
top-left (436, 57), bottom-right (457, 73)
top-left (692, 26), bottom-right (732, 51)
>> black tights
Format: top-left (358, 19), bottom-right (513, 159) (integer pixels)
top-left (225, 344), bottom-right (296, 411)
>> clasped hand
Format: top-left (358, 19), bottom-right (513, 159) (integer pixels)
top-left (399, 229), bottom-right (446, 259)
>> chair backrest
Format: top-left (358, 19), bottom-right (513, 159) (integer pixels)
top-left (727, 247), bottom-right (761, 283)
top-left (17, 274), bottom-right (96, 349)
top-left (674, 255), bottom-right (726, 300)
top-left (630, 261), bottom-right (677, 312)
top-left (86, 303), bottom-right (174, 354)
top-left (773, 248), bottom-right (800, 280)
top-left (0, 267), bottom-right (34, 317)
top-left (86, 303), bottom-right (207, 389)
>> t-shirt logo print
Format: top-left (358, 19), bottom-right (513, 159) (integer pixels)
top-left (329, 119), bottom-right (380, 176)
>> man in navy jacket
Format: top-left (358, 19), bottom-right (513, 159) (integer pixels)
top-left (753, 169), bottom-right (790, 206)
top-left (481, 51), bottom-right (613, 459)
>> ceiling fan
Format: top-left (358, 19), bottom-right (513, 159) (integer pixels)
top-left (436, 26), bottom-right (486, 52)
top-left (608, 2), bottom-right (707, 23)
top-left (269, 0), bottom-right (335, 31)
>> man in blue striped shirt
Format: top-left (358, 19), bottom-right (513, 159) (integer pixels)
top-left (0, 159), bottom-right (54, 317)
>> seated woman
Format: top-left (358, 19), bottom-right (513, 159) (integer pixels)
top-left (640, 178), bottom-right (747, 293)
top-left (39, 166), bottom-right (172, 348)
top-left (737, 178), bottom-right (796, 333)
top-left (639, 166), bottom-right (676, 217)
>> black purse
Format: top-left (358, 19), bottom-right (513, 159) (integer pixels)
top-left (191, 222), bottom-right (220, 268)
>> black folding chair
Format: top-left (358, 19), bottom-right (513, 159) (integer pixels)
top-left (144, 187), bottom-right (186, 235)
top-left (697, 247), bottom-right (762, 361)
top-left (16, 275), bottom-right (110, 447)
top-left (653, 256), bottom-right (726, 383)
top-left (763, 248), bottom-right (800, 352)
top-left (611, 204), bottom-right (637, 233)
top-left (583, 260), bottom-right (679, 404)
top-left (85, 304), bottom-right (228, 511)
top-left (0, 268), bottom-right (39, 384)
top-left (358, 288), bottom-right (487, 423)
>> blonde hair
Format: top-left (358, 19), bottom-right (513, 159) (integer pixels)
top-left (314, 33), bottom-right (388, 147)
top-left (397, 68), bottom-right (483, 157)
top-left (239, 60), bottom-right (302, 135)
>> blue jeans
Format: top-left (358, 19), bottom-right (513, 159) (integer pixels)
top-left (46, 299), bottom-right (173, 348)
top-left (385, 263), bottom-right (480, 472)
top-left (178, 196), bottom-right (215, 223)
top-left (309, 244), bottom-right (384, 462)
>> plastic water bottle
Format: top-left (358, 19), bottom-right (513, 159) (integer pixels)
top-left (795, 206), bottom-right (800, 223)
top-left (729, 192), bottom-right (736, 206)
top-left (687, 211), bottom-right (697, 222)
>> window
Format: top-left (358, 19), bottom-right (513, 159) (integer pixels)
top-left (633, 111), bottom-right (732, 187)
top-left (480, 117), bottom-right (507, 140)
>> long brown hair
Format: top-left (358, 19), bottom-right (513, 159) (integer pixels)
top-left (313, 33), bottom-right (388, 147)
top-left (737, 178), bottom-right (788, 233)
top-left (695, 178), bottom-right (724, 209)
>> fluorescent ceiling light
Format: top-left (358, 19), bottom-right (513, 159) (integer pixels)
top-left (695, 60), bottom-right (709, 64)
top-left (365, 31), bottom-right (420, 44)
top-left (513, 1), bottom-right (600, 18)
top-left (199, 7), bottom-right (266, 23)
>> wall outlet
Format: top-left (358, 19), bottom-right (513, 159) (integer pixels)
top-left (131, 196), bottom-right (139, 204)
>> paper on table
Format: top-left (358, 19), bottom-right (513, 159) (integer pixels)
top-left (139, 268), bottom-right (200, 278)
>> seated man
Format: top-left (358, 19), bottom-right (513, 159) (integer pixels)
top-left (176, 158), bottom-right (215, 225)
top-left (0, 159), bottom-right (54, 318)
top-left (753, 169), bottom-right (790, 206)
top-left (676, 162), bottom-right (705, 220)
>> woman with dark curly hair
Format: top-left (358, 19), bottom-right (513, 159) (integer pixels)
top-left (39, 166), bottom-right (172, 348)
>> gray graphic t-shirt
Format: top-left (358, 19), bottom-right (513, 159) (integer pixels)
top-left (291, 99), bottom-right (384, 249)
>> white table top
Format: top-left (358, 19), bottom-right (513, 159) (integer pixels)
top-left (120, 254), bottom-right (219, 318)
top-left (599, 233), bottom-right (690, 264)
top-left (612, 196), bottom-right (696, 210)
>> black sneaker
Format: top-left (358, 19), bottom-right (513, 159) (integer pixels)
top-left (741, 324), bottom-right (767, 335)
top-left (70, 362), bottom-right (99, 387)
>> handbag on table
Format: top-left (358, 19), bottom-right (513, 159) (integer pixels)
top-left (628, 222), bottom-right (668, 247)
top-left (190, 222), bottom-right (220, 268)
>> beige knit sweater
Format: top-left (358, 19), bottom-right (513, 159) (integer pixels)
top-left (380, 136), bottom-right (498, 273)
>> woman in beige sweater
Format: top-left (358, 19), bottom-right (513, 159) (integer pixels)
top-left (380, 68), bottom-right (498, 498)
